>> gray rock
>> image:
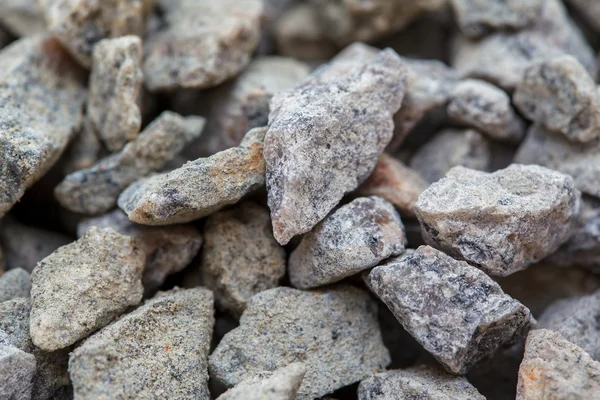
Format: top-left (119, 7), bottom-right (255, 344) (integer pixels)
top-left (289, 196), bottom-right (406, 289)
top-left (264, 48), bottom-right (407, 245)
top-left (69, 287), bottom-right (214, 400)
top-left (201, 202), bottom-right (286, 317)
top-left (209, 285), bottom-right (390, 399)
top-left (358, 365), bottom-right (485, 400)
top-left (55, 111), bottom-right (205, 215)
top-left (0, 36), bottom-right (87, 218)
top-left (88, 35), bottom-right (143, 152)
top-left (0, 268), bottom-right (31, 303)
top-left (414, 164), bottom-right (580, 276)
top-left (366, 246), bottom-right (534, 374)
top-left (0, 0), bottom-right (46, 37)
top-left (118, 127), bottom-right (266, 225)
top-left (409, 129), bottom-right (492, 184)
top-left (30, 227), bottom-right (145, 351)
top-left (0, 330), bottom-right (36, 400)
top-left (516, 329), bottom-right (600, 400)
top-left (217, 363), bottom-right (306, 400)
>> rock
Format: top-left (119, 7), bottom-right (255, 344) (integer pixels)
top-left (0, 268), bottom-right (31, 303)
top-left (118, 127), bottom-right (266, 225)
top-left (566, 0), bottom-right (600, 33)
top-left (69, 287), bottom-right (214, 400)
top-left (265, 48), bottom-right (406, 245)
top-left (356, 154), bottom-right (429, 218)
top-left (450, 0), bottom-right (542, 38)
top-left (513, 55), bottom-right (600, 143)
top-left (55, 111), bottom-right (205, 215)
top-left (78, 209), bottom-right (202, 296)
top-left (216, 363), bottom-right (306, 400)
top-left (366, 246), bottom-right (534, 374)
top-left (201, 202), bottom-right (286, 317)
top-left (414, 164), bottom-right (580, 276)
top-left (409, 129), bottom-right (492, 184)
top-left (358, 365), bottom-right (485, 400)
top-left (30, 227), bottom-right (145, 351)
top-left (87, 35), bottom-right (143, 152)
top-left (209, 285), bottom-right (390, 399)
top-left (516, 329), bottom-right (600, 400)
top-left (289, 196), bottom-right (406, 289)
top-left (143, 0), bottom-right (263, 91)
top-left (0, 330), bottom-right (36, 400)
top-left (447, 79), bottom-right (526, 143)
top-left (0, 36), bottom-right (87, 218)
top-left (0, 0), bottom-right (46, 37)
top-left (61, 119), bottom-right (103, 174)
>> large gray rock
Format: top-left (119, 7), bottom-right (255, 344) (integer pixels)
top-left (0, 330), bottom-right (36, 400)
top-left (0, 268), bottom-right (31, 303)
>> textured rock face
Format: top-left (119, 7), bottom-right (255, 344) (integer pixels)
top-left (118, 127), bottom-right (266, 225)
top-left (201, 202), bottom-right (286, 316)
top-left (55, 111), bottom-right (205, 215)
top-left (69, 288), bottom-right (214, 400)
top-left (516, 329), bottom-right (600, 400)
top-left (289, 197), bottom-right (406, 289)
top-left (0, 268), bottom-right (31, 303)
top-left (30, 227), bottom-right (145, 351)
top-left (366, 246), bottom-right (534, 374)
top-left (217, 363), bottom-right (306, 400)
top-left (0, 36), bottom-right (86, 218)
top-left (0, 330), bottom-right (36, 400)
top-left (513, 55), bottom-right (600, 143)
top-left (143, 0), bottom-right (263, 91)
top-left (358, 365), bottom-right (485, 400)
top-left (264, 48), bottom-right (407, 245)
top-left (414, 164), bottom-right (581, 276)
top-left (209, 286), bottom-right (390, 399)
top-left (88, 35), bottom-right (143, 152)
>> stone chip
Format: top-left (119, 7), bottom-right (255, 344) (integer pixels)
top-left (0, 330), bottom-right (36, 400)
top-left (0, 268), bottom-right (31, 303)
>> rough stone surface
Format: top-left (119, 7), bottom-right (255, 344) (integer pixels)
top-left (516, 329), bottom-right (600, 400)
top-left (513, 55), bottom-right (600, 143)
top-left (414, 164), bottom-right (580, 276)
top-left (143, 0), bottom-right (263, 91)
top-left (30, 227), bottom-right (145, 351)
top-left (289, 196), bottom-right (406, 289)
top-left (88, 35), bottom-right (143, 152)
top-left (409, 129), bottom-right (492, 184)
top-left (69, 287), bottom-right (214, 400)
top-left (0, 268), bottom-right (31, 303)
top-left (0, 36), bottom-right (87, 218)
top-left (366, 246), bottom-right (534, 374)
top-left (201, 202), bottom-right (286, 317)
top-left (265, 48), bottom-right (406, 245)
top-left (209, 285), bottom-right (390, 399)
top-left (78, 209), bottom-right (202, 296)
top-left (56, 111), bottom-right (205, 215)
top-left (217, 363), bottom-right (306, 400)
top-left (0, 0), bottom-right (46, 37)
top-left (358, 365), bottom-right (485, 400)
top-left (0, 330), bottom-right (36, 400)
top-left (448, 79), bottom-right (526, 143)
top-left (118, 127), bottom-right (266, 225)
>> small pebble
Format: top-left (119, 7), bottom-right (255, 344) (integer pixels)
top-left (0, 269), bottom-right (31, 303)
top-left (0, 330), bottom-right (36, 400)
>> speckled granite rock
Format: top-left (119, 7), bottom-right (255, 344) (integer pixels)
top-left (414, 164), bottom-right (580, 276)
top-left (209, 285), bottom-right (390, 399)
top-left (0, 0), bottom-right (46, 37)
top-left (30, 227), bottom-right (145, 351)
top-left (289, 197), bottom-right (406, 289)
top-left (0, 330), bottom-right (36, 400)
top-left (366, 246), bottom-right (534, 374)
top-left (0, 268), bottom-right (31, 303)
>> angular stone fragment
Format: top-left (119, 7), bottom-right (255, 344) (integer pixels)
top-left (119, 127), bottom-right (266, 225)
top-left (78, 209), bottom-right (202, 296)
top-left (516, 329), bottom-right (600, 400)
top-left (414, 164), bottom-right (580, 276)
top-left (201, 202), bottom-right (285, 316)
top-left (61, 119), bottom-right (103, 174)
top-left (217, 363), bottom-right (306, 400)
top-left (209, 285), bottom-right (390, 399)
top-left (366, 246), bottom-right (534, 374)
top-left (0, 0), bottom-right (46, 37)
top-left (56, 111), bottom-right (205, 215)
top-left (88, 35), bottom-right (143, 152)
top-left (409, 129), bottom-right (492, 184)
top-left (69, 288), bottom-right (214, 400)
top-left (265, 48), bottom-right (406, 245)
top-left (0, 268), bottom-right (31, 303)
top-left (358, 365), bottom-right (485, 400)
top-left (0, 36), bottom-right (87, 218)
top-left (289, 197), bottom-right (406, 289)
top-left (448, 79), bottom-right (526, 143)
top-left (513, 55), bottom-right (600, 143)
top-left (30, 227), bottom-right (144, 351)
top-left (143, 0), bottom-right (263, 91)
top-left (0, 330), bottom-right (36, 400)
